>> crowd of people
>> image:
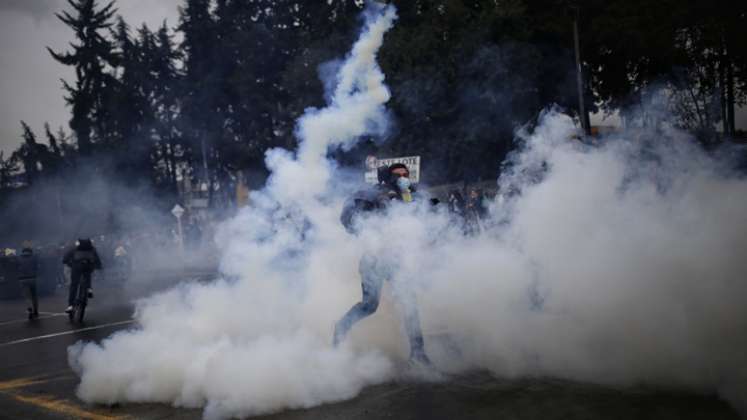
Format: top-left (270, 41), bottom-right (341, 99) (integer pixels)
top-left (4, 163), bottom-right (493, 365)
top-left (445, 186), bottom-right (493, 235)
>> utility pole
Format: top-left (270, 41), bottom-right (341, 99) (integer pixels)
top-left (573, 6), bottom-right (591, 136)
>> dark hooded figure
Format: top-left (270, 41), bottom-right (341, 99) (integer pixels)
top-left (17, 247), bottom-right (40, 319)
top-left (333, 163), bottom-right (430, 365)
top-left (464, 187), bottom-right (487, 235)
top-left (63, 238), bottom-right (102, 313)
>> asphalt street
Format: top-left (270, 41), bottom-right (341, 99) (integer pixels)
top-left (0, 272), bottom-right (207, 419)
top-left (0, 273), bottom-right (740, 420)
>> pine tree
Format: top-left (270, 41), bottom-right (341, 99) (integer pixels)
top-left (0, 151), bottom-right (20, 190)
top-left (108, 16), bottom-right (144, 147)
top-left (178, 0), bottom-right (217, 183)
top-left (45, 122), bottom-right (62, 157)
top-left (48, 0), bottom-right (118, 155)
top-left (152, 21), bottom-right (184, 192)
top-left (15, 121), bottom-right (47, 185)
top-left (43, 122), bottom-right (67, 175)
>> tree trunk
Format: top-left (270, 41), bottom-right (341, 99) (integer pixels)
top-left (719, 38), bottom-right (728, 133)
top-left (726, 59), bottom-right (736, 136)
top-left (168, 137), bottom-right (178, 194)
top-left (71, 114), bottom-right (91, 156)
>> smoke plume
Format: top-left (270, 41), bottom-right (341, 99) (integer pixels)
top-left (67, 3), bottom-right (747, 420)
top-left (70, 3), bottom-right (400, 419)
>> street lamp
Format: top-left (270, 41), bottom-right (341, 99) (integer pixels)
top-left (171, 203), bottom-right (185, 254)
top-left (572, 5), bottom-right (591, 136)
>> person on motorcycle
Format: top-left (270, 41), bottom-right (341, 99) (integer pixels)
top-left (333, 163), bottom-right (431, 365)
top-left (62, 238), bottom-right (102, 313)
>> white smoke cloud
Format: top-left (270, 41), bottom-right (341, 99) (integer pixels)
top-left (416, 110), bottom-right (747, 413)
top-left (69, 3), bottom-right (402, 419)
top-left (66, 2), bottom-right (747, 419)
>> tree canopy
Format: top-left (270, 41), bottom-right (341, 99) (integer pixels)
top-left (1, 0), bottom-right (745, 240)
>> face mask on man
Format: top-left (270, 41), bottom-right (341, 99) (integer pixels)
top-left (395, 176), bottom-right (413, 202)
top-left (396, 176), bottom-right (411, 191)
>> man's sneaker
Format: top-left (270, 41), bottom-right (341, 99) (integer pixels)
top-left (27, 308), bottom-right (33, 320)
top-left (87, 288), bottom-right (93, 298)
top-left (65, 306), bottom-right (73, 313)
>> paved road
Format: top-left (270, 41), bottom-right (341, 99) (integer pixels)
top-left (0, 272), bottom-right (206, 419)
top-left (0, 274), bottom-right (740, 420)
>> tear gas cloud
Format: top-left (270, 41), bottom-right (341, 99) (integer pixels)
top-left (70, 4), bottom-right (400, 419)
top-left (68, 3), bottom-right (747, 419)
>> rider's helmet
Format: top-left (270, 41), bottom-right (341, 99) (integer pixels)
top-left (76, 238), bottom-right (94, 250)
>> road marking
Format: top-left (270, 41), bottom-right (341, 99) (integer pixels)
top-left (0, 320), bottom-right (136, 347)
top-left (0, 373), bottom-right (128, 419)
top-left (0, 376), bottom-right (49, 391)
top-left (0, 312), bottom-right (67, 326)
top-left (9, 393), bottom-right (130, 420)
top-left (0, 372), bottom-right (75, 391)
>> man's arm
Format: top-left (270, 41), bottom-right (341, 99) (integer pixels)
top-left (92, 249), bottom-right (103, 270)
top-left (62, 248), bottom-right (74, 267)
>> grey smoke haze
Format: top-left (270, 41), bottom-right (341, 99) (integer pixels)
top-left (0, 0), bottom-right (181, 155)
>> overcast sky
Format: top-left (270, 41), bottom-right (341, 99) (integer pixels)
top-left (0, 0), bottom-right (181, 155)
top-left (0, 1), bottom-right (744, 155)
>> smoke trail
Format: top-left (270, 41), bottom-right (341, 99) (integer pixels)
top-left (69, 3), bottom-right (399, 420)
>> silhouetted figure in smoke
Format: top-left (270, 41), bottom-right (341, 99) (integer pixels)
top-left (333, 163), bottom-right (431, 365)
top-left (63, 238), bottom-right (102, 313)
top-left (447, 190), bottom-right (465, 216)
top-left (464, 187), bottom-right (487, 235)
top-left (447, 189), bottom-right (467, 233)
top-left (113, 241), bottom-right (131, 281)
top-left (184, 219), bottom-right (203, 250)
top-left (17, 246), bottom-right (40, 319)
